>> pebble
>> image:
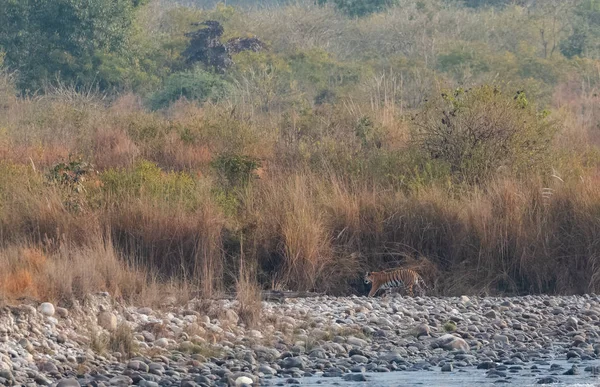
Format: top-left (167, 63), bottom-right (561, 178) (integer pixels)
top-left (0, 294), bottom-right (598, 385)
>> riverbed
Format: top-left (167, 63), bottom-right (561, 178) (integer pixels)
top-left (3, 294), bottom-right (600, 386)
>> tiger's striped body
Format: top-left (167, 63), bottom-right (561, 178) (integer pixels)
top-left (364, 268), bottom-right (427, 297)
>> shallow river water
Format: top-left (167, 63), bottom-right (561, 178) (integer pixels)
top-left (296, 359), bottom-right (600, 386)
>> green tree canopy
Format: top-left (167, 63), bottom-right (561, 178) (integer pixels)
top-left (0, 0), bottom-right (146, 92)
top-left (561, 0), bottom-right (600, 58)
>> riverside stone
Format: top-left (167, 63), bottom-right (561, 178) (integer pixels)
top-left (56, 378), bottom-right (80, 387)
top-left (39, 303), bottom-right (55, 317)
top-left (98, 311), bottom-right (118, 331)
top-left (1, 293), bottom-right (600, 386)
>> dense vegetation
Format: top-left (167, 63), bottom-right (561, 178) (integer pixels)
top-left (1, 0), bottom-right (600, 303)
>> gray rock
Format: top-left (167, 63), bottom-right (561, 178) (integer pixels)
top-left (431, 334), bottom-right (470, 352)
top-left (193, 375), bottom-right (212, 384)
top-left (56, 378), bottom-right (80, 387)
top-left (225, 309), bottom-right (239, 325)
top-left (258, 365), bottom-right (276, 375)
top-left (537, 376), bottom-right (560, 384)
top-left (33, 374), bottom-right (52, 385)
top-left (98, 311), bottom-right (118, 331)
top-left (109, 375), bottom-right (133, 386)
top-left (493, 334), bottom-right (510, 344)
top-left (39, 302), bottom-right (55, 317)
top-left (377, 352), bottom-right (404, 363)
top-left (441, 363), bottom-right (453, 372)
top-left (38, 361), bottom-right (58, 373)
top-left (323, 368), bottom-right (344, 377)
top-left (127, 360), bottom-right (149, 372)
top-left (0, 369), bottom-right (14, 381)
top-left (485, 310), bottom-right (497, 319)
top-left (563, 365), bottom-right (579, 375)
top-left (18, 338), bottom-right (33, 352)
top-left (414, 323), bottom-right (431, 337)
top-left (55, 307), bottom-right (69, 318)
top-left (347, 336), bottom-right (368, 347)
top-left (350, 355), bottom-right (368, 363)
top-left (138, 307), bottom-right (153, 315)
top-left (343, 373), bottom-right (368, 381)
top-left (282, 356), bottom-right (305, 369)
top-left (154, 338), bottom-right (169, 348)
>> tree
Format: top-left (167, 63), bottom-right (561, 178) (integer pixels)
top-left (560, 0), bottom-right (600, 58)
top-left (412, 86), bottom-right (557, 184)
top-left (526, 0), bottom-right (578, 59)
top-left (0, 0), bottom-right (145, 92)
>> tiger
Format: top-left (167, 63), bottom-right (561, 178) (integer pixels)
top-left (364, 268), bottom-right (428, 297)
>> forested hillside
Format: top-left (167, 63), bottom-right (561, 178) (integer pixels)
top-left (1, 0), bottom-right (600, 302)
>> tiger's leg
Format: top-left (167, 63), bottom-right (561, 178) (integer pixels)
top-left (382, 288), bottom-right (390, 299)
top-left (407, 284), bottom-right (414, 297)
top-left (368, 284), bottom-right (380, 297)
top-left (368, 287), bottom-right (376, 297)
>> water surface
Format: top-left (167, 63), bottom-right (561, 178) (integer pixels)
top-left (295, 359), bottom-right (600, 387)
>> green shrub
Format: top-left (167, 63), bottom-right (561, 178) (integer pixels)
top-left (412, 85), bottom-right (558, 184)
top-left (150, 67), bottom-right (231, 110)
top-left (443, 321), bottom-right (457, 332)
top-left (319, 0), bottom-right (399, 17)
top-left (101, 160), bottom-right (199, 205)
top-left (461, 0), bottom-right (512, 8)
top-left (210, 154), bottom-right (261, 189)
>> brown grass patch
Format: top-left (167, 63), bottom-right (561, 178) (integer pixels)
top-left (236, 262), bottom-right (262, 328)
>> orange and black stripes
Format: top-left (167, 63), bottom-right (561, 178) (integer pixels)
top-left (364, 268), bottom-right (427, 297)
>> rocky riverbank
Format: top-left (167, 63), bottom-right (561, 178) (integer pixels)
top-left (2, 293), bottom-right (600, 386)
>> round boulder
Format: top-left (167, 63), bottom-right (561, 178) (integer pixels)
top-left (97, 311), bottom-right (118, 331)
top-left (39, 302), bottom-right (55, 317)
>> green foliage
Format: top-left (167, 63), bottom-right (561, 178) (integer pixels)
top-left (560, 28), bottom-right (587, 58)
top-left (210, 154), bottom-right (261, 189)
top-left (0, 0), bottom-right (143, 92)
top-left (320, 0), bottom-right (399, 17)
top-left (443, 321), bottom-right (457, 332)
top-left (461, 0), bottom-right (512, 8)
top-left (150, 67), bottom-right (231, 110)
top-left (412, 85), bottom-right (558, 184)
top-left (287, 49), bottom-right (362, 91)
top-left (101, 160), bottom-right (198, 205)
top-left (48, 158), bottom-right (96, 194)
top-left (47, 157), bottom-right (98, 213)
top-left (437, 45), bottom-right (491, 83)
top-left (354, 116), bottom-right (382, 150)
top-left (560, 0), bottom-right (600, 59)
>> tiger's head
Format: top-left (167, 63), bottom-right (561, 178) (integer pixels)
top-left (364, 271), bottom-right (374, 285)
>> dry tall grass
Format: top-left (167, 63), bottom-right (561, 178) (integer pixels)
top-left (0, 236), bottom-right (147, 303)
top-left (235, 260), bottom-right (262, 328)
top-left (1, 64), bottom-right (600, 301)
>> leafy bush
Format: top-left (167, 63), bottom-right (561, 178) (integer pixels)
top-left (150, 67), bottom-right (231, 110)
top-left (101, 160), bottom-right (198, 205)
top-left (412, 85), bottom-right (557, 183)
top-left (461, 0), bottom-right (513, 8)
top-left (319, 0), bottom-right (399, 17)
top-left (48, 158), bottom-right (96, 193)
top-left (211, 154), bottom-right (261, 188)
